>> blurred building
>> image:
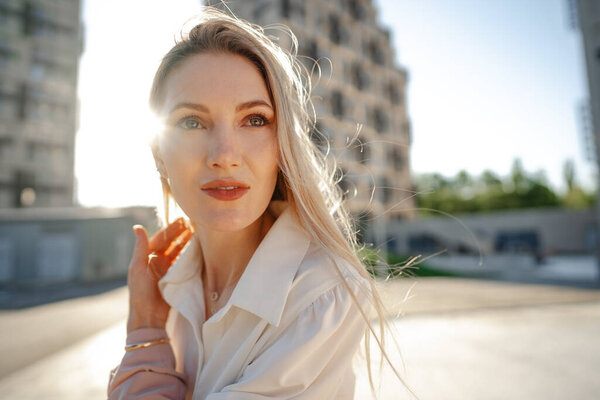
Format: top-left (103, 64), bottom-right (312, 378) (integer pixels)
top-left (575, 0), bottom-right (600, 267)
top-left (205, 0), bottom-right (415, 247)
top-left (0, 0), bottom-right (83, 208)
top-left (0, 206), bottom-right (159, 288)
top-left (389, 207), bottom-right (596, 257)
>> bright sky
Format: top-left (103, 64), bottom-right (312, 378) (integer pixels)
top-left (75, 0), bottom-right (596, 208)
top-left (376, 0), bottom-right (595, 191)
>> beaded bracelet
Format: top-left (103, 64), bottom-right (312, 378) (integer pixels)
top-left (124, 338), bottom-right (170, 352)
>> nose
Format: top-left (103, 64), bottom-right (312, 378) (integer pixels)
top-left (206, 124), bottom-right (241, 170)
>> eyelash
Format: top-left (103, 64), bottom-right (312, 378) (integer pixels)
top-left (246, 113), bottom-right (271, 127)
top-left (175, 115), bottom-right (203, 130)
top-left (174, 113), bottom-right (272, 130)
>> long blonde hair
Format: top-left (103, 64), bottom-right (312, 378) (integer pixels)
top-left (149, 7), bottom-right (415, 398)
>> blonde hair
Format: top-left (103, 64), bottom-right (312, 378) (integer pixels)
top-left (149, 7), bottom-right (415, 398)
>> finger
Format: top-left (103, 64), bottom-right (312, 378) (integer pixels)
top-left (152, 229), bottom-right (193, 279)
top-left (131, 225), bottom-right (150, 266)
top-left (165, 229), bottom-right (194, 260)
top-left (149, 217), bottom-right (187, 253)
top-left (148, 253), bottom-right (170, 280)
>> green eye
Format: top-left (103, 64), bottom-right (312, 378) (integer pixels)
top-left (248, 117), bottom-right (265, 126)
top-left (247, 114), bottom-right (270, 127)
top-left (183, 119), bottom-right (199, 129)
top-left (175, 117), bottom-right (201, 130)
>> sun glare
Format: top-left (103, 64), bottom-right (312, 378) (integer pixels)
top-left (75, 0), bottom-right (202, 208)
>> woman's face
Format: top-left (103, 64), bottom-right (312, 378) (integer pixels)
top-left (156, 52), bottom-right (279, 232)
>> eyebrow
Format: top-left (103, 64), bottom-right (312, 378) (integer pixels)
top-left (167, 100), bottom-right (273, 115)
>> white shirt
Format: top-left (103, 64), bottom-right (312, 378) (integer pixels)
top-left (109, 203), bottom-right (371, 400)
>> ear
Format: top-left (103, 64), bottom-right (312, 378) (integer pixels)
top-left (151, 138), bottom-right (169, 180)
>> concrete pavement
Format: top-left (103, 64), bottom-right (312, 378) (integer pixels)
top-left (376, 276), bottom-right (600, 316)
top-left (0, 286), bottom-right (128, 378)
top-left (355, 300), bottom-right (600, 400)
top-left (1, 277), bottom-right (599, 399)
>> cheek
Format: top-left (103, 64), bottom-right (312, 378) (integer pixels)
top-left (159, 136), bottom-right (200, 177)
top-left (261, 136), bottom-right (280, 180)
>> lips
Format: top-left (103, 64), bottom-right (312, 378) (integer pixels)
top-left (201, 179), bottom-right (250, 201)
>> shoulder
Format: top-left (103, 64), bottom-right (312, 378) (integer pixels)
top-left (281, 241), bottom-right (372, 326)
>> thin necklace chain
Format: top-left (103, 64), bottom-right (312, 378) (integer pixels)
top-left (207, 284), bottom-right (236, 316)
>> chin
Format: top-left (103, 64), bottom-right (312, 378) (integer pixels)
top-left (196, 209), bottom-right (257, 233)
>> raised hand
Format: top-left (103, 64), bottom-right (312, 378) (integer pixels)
top-left (127, 217), bottom-right (194, 332)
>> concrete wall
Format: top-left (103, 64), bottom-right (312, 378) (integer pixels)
top-left (388, 207), bottom-right (596, 256)
top-left (0, 206), bottom-right (159, 287)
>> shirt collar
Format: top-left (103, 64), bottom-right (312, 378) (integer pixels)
top-left (158, 201), bottom-right (312, 327)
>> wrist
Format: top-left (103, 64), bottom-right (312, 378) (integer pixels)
top-left (127, 310), bottom-right (167, 333)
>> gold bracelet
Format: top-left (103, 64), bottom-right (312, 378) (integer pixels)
top-left (124, 338), bottom-right (170, 352)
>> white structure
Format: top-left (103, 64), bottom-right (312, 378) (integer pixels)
top-left (205, 0), bottom-right (415, 247)
top-left (0, 206), bottom-right (159, 287)
top-left (389, 207), bottom-right (595, 256)
top-left (0, 0), bottom-right (83, 208)
top-left (575, 0), bottom-right (600, 266)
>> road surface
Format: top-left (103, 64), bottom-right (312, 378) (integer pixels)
top-left (1, 277), bottom-right (599, 399)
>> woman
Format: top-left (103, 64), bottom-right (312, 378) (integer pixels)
top-left (108, 8), bottom-right (392, 399)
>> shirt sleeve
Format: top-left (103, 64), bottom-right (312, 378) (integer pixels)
top-left (206, 278), bottom-right (371, 400)
top-left (107, 328), bottom-right (188, 400)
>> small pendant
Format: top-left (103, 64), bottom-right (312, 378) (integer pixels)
top-left (211, 291), bottom-right (219, 301)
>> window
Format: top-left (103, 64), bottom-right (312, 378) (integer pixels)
top-left (367, 40), bottom-right (385, 65)
top-left (352, 138), bottom-right (369, 164)
top-left (299, 40), bottom-right (319, 70)
top-left (0, 42), bottom-right (18, 69)
top-left (299, 40), bottom-right (318, 61)
top-left (281, 0), bottom-right (305, 21)
top-left (309, 122), bottom-right (329, 149)
top-left (408, 234), bottom-right (444, 253)
top-left (403, 121), bottom-right (412, 143)
top-left (22, 2), bottom-right (34, 35)
top-left (253, 1), bottom-right (270, 21)
top-left (333, 168), bottom-right (351, 199)
top-left (370, 107), bottom-right (388, 132)
top-left (328, 14), bottom-right (343, 44)
top-left (387, 82), bottom-right (401, 105)
top-left (380, 177), bottom-right (392, 203)
top-left (331, 91), bottom-right (344, 117)
top-left (350, 63), bottom-right (369, 90)
top-left (0, 91), bottom-right (15, 119)
top-left (390, 147), bottom-right (404, 170)
top-left (281, 0), bottom-right (290, 18)
top-left (348, 0), bottom-right (365, 20)
top-left (17, 84), bottom-right (27, 120)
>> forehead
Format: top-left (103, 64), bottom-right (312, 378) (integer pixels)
top-left (161, 52), bottom-right (271, 115)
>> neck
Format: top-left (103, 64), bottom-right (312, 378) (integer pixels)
top-left (195, 210), bottom-right (275, 295)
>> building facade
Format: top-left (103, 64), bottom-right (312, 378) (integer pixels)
top-left (0, 206), bottom-right (160, 288)
top-left (575, 0), bottom-right (600, 267)
top-left (205, 0), bottom-right (415, 247)
top-left (0, 0), bottom-right (83, 208)
top-left (389, 207), bottom-right (596, 257)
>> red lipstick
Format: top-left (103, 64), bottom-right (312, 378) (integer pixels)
top-left (201, 179), bottom-right (250, 201)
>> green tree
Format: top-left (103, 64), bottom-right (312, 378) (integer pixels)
top-left (511, 158), bottom-right (527, 192)
top-left (563, 159), bottom-right (575, 192)
top-left (481, 170), bottom-right (502, 187)
top-left (413, 158), bottom-right (579, 215)
top-left (561, 159), bottom-right (597, 208)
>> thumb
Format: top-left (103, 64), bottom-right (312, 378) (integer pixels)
top-left (132, 225), bottom-right (150, 262)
